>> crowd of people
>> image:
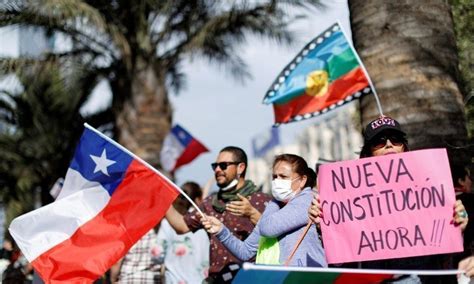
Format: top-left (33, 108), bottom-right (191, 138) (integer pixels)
top-left (1, 116), bottom-right (473, 283)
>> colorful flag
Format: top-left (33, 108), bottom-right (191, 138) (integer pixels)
top-left (263, 23), bottom-right (373, 125)
top-left (252, 127), bottom-right (280, 158)
top-left (233, 263), bottom-right (460, 284)
top-left (160, 124), bottom-right (209, 172)
top-left (9, 124), bottom-right (180, 283)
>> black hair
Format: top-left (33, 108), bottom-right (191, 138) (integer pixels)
top-left (174, 181), bottom-right (202, 214)
top-left (220, 146), bottom-right (248, 177)
top-left (451, 165), bottom-right (469, 187)
top-left (273, 153), bottom-right (316, 188)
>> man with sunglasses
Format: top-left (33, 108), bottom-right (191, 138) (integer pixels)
top-left (165, 146), bottom-right (270, 283)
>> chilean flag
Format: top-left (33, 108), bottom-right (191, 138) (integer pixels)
top-left (9, 124), bottom-right (180, 283)
top-left (160, 124), bottom-right (208, 173)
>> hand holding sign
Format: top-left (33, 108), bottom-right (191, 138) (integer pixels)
top-left (318, 149), bottom-right (463, 264)
top-left (308, 191), bottom-right (323, 225)
top-left (453, 200), bottom-right (468, 231)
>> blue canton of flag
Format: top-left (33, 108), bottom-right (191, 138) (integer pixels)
top-left (65, 129), bottom-right (133, 197)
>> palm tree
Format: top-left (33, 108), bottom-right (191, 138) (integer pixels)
top-left (0, 62), bottom-right (101, 223)
top-left (348, 1), bottom-right (469, 165)
top-left (0, 0), bottom-right (321, 169)
top-left (451, 0), bottom-right (474, 164)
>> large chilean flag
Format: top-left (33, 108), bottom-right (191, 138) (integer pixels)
top-left (9, 124), bottom-right (180, 283)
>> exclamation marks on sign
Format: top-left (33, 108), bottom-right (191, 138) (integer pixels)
top-left (430, 219), bottom-right (445, 246)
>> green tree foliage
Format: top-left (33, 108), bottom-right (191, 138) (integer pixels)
top-left (0, 1), bottom-right (321, 222)
top-left (0, 62), bottom-right (99, 223)
top-left (0, 0), bottom-right (322, 168)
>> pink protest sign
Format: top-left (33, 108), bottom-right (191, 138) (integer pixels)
top-left (318, 148), bottom-right (463, 264)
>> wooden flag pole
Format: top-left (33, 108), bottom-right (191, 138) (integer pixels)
top-left (284, 221), bottom-right (313, 266)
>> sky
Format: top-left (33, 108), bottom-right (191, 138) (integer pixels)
top-left (0, 0), bottom-right (351, 188)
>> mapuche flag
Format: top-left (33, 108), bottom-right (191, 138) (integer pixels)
top-left (263, 23), bottom-right (373, 125)
top-left (9, 124), bottom-right (180, 282)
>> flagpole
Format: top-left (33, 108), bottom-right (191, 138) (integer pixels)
top-left (284, 221), bottom-right (312, 266)
top-left (84, 123), bottom-right (206, 219)
top-left (242, 263), bottom-right (462, 276)
top-left (337, 21), bottom-right (384, 116)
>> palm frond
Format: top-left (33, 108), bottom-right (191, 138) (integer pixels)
top-left (155, 1), bottom-right (320, 89)
top-left (84, 107), bottom-right (114, 126)
top-left (161, 59), bottom-right (187, 94)
top-left (0, 57), bottom-right (47, 74)
top-left (0, 0), bottom-right (129, 63)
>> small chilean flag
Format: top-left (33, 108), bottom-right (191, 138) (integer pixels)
top-left (160, 124), bottom-right (209, 173)
top-left (9, 124), bottom-right (180, 283)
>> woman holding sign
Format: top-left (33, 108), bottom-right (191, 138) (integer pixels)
top-left (309, 116), bottom-right (469, 282)
top-left (201, 154), bottom-right (327, 267)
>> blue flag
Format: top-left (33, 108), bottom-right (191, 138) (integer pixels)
top-left (252, 127), bottom-right (280, 158)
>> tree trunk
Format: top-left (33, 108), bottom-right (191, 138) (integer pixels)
top-left (349, 0), bottom-right (468, 165)
top-left (114, 58), bottom-right (172, 169)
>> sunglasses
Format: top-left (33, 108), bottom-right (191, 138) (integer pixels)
top-left (371, 134), bottom-right (404, 150)
top-left (211, 161), bottom-right (240, 171)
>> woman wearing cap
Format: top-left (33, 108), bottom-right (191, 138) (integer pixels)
top-left (309, 116), bottom-right (469, 280)
top-left (358, 115), bottom-right (409, 158)
top-left (201, 154), bottom-right (327, 267)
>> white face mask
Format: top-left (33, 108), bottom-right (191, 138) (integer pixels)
top-left (271, 177), bottom-right (300, 202)
top-left (220, 178), bottom-right (238, 191)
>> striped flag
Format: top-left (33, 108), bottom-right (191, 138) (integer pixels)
top-left (234, 263), bottom-right (461, 284)
top-left (160, 124), bottom-right (208, 173)
top-left (9, 124), bottom-right (180, 282)
top-left (263, 23), bottom-right (372, 125)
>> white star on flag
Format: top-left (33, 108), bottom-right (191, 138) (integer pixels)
top-left (90, 149), bottom-right (116, 176)
top-left (178, 130), bottom-right (186, 140)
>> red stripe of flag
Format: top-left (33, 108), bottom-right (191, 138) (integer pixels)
top-left (32, 160), bottom-right (179, 282)
top-left (173, 139), bottom-right (209, 171)
top-left (334, 273), bottom-right (395, 284)
top-left (273, 67), bottom-right (368, 124)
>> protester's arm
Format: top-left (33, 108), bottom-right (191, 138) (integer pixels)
top-left (226, 193), bottom-right (262, 225)
top-left (109, 258), bottom-right (123, 283)
top-left (201, 215), bottom-right (259, 261)
top-left (165, 205), bottom-right (190, 234)
top-left (259, 191), bottom-right (310, 238)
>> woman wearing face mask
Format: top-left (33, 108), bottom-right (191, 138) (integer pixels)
top-left (201, 154), bottom-right (327, 267)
